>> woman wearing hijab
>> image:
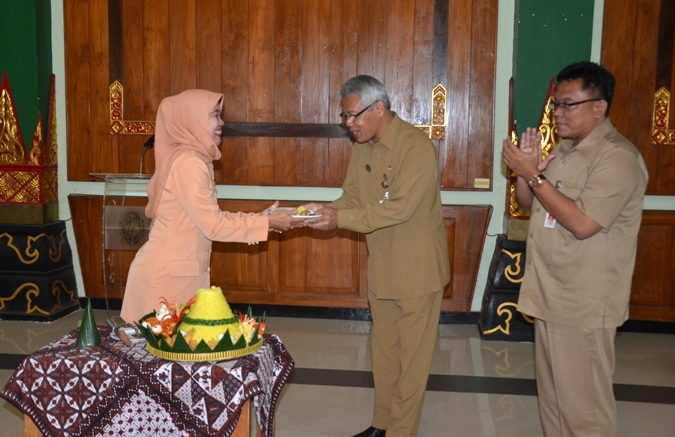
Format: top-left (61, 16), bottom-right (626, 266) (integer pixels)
top-left (120, 89), bottom-right (296, 323)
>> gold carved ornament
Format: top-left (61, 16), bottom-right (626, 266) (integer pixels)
top-left (110, 81), bottom-right (445, 139)
top-left (0, 283), bottom-right (45, 315)
top-left (651, 87), bottom-right (675, 144)
top-left (0, 280), bottom-right (75, 316)
top-left (0, 230), bottom-right (66, 264)
top-left (0, 73), bottom-right (58, 205)
top-left (110, 81), bottom-right (155, 134)
top-left (481, 249), bottom-right (533, 337)
top-left (415, 84), bottom-right (447, 140)
top-left (507, 77), bottom-right (560, 219)
top-left (482, 302), bottom-right (534, 336)
top-left (501, 248), bottom-right (524, 284)
top-left (0, 87), bottom-right (25, 165)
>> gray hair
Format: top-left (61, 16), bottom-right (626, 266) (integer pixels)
top-left (340, 75), bottom-right (391, 110)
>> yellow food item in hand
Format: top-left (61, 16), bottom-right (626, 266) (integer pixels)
top-left (296, 206), bottom-right (311, 216)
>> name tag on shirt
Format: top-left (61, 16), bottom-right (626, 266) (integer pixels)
top-left (543, 180), bottom-right (560, 229)
top-left (544, 212), bottom-right (556, 228)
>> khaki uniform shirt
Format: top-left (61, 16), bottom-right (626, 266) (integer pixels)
top-left (518, 119), bottom-right (648, 328)
top-left (329, 115), bottom-right (450, 299)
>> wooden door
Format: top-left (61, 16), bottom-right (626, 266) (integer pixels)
top-left (602, 0), bottom-right (675, 321)
top-left (602, 0), bottom-right (675, 195)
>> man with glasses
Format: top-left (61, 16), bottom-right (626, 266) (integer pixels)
top-left (502, 62), bottom-right (648, 436)
top-left (302, 75), bottom-right (449, 437)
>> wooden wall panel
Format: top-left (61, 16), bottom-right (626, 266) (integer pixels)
top-left (169, 1), bottom-right (196, 93)
top-left (248, 0), bottom-right (276, 185)
top-left (142, 0), bottom-right (170, 118)
top-left (601, 0), bottom-right (636, 136)
top-left (195, 0), bottom-right (222, 92)
top-left (300, 0), bottom-right (330, 186)
top-left (91, 0), bottom-right (117, 176)
top-left (441, 205), bottom-right (492, 311)
top-left (356, 0), bottom-right (386, 85)
top-left (64, 0), bottom-right (92, 181)
top-left (68, 196), bottom-right (675, 320)
top-left (65, 0), bottom-right (498, 189)
top-left (602, 0), bottom-right (675, 195)
top-left (627, 0), bottom-right (660, 193)
top-left (220, 0), bottom-right (250, 184)
top-left (442, 0), bottom-right (472, 189)
top-left (467, 0), bottom-right (497, 186)
top-left (412, 0), bottom-right (435, 126)
top-left (274, 0), bottom-right (303, 186)
top-left (384, 0), bottom-right (415, 122)
top-left (68, 195), bottom-right (489, 312)
top-left (119, 0), bottom-right (145, 174)
top-left (629, 211), bottom-right (675, 321)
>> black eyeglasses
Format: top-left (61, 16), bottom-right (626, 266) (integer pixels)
top-left (340, 103), bottom-right (374, 123)
top-left (549, 98), bottom-right (601, 111)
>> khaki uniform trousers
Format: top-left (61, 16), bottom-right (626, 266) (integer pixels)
top-left (369, 289), bottom-right (442, 437)
top-left (534, 319), bottom-right (617, 437)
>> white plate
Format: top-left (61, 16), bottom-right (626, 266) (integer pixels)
top-left (292, 214), bottom-right (322, 219)
top-left (271, 207), bottom-right (297, 211)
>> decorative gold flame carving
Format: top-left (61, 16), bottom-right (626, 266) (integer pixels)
top-left (0, 73), bottom-right (58, 207)
top-left (27, 117), bottom-right (43, 165)
top-left (0, 88), bottom-right (25, 165)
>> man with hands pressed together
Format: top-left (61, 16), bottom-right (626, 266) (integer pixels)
top-left (302, 75), bottom-right (449, 437)
top-left (502, 62), bottom-right (648, 436)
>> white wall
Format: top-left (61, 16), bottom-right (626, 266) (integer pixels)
top-left (51, 0), bottom-right (675, 312)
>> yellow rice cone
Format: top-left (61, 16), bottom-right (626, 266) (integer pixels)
top-left (178, 286), bottom-right (242, 348)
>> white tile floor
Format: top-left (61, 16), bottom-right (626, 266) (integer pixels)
top-left (1, 309), bottom-right (674, 437)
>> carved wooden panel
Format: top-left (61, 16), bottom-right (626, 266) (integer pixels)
top-left (629, 210), bottom-right (675, 321)
top-left (68, 195), bottom-right (490, 312)
top-left (64, 0), bottom-right (497, 191)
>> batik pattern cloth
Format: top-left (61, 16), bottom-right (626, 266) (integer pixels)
top-left (0, 328), bottom-right (293, 437)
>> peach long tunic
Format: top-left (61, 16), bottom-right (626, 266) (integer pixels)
top-left (120, 151), bottom-right (268, 323)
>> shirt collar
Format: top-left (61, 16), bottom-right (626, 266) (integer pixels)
top-left (557, 118), bottom-right (613, 156)
top-left (370, 114), bottom-right (401, 150)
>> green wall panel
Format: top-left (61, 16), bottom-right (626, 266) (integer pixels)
top-left (0, 0), bottom-right (52, 148)
top-left (513, 0), bottom-right (594, 133)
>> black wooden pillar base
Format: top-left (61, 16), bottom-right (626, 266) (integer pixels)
top-left (479, 235), bottom-right (534, 342)
top-left (0, 221), bottom-right (80, 321)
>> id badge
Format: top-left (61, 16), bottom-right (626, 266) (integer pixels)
top-left (544, 212), bottom-right (556, 228)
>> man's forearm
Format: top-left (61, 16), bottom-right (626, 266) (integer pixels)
top-left (515, 176), bottom-right (535, 210)
top-left (532, 181), bottom-right (602, 239)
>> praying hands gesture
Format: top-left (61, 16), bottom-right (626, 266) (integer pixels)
top-left (502, 127), bottom-right (556, 179)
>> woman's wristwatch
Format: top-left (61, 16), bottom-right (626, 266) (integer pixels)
top-left (528, 174), bottom-right (546, 188)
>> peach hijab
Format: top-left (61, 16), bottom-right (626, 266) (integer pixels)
top-left (145, 89), bottom-right (224, 218)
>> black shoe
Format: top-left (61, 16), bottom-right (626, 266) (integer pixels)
top-left (351, 426), bottom-right (386, 437)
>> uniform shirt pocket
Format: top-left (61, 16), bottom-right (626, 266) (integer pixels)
top-left (556, 180), bottom-right (583, 201)
top-left (169, 258), bottom-right (200, 277)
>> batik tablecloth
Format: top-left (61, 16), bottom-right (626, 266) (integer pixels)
top-left (0, 327), bottom-right (294, 437)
